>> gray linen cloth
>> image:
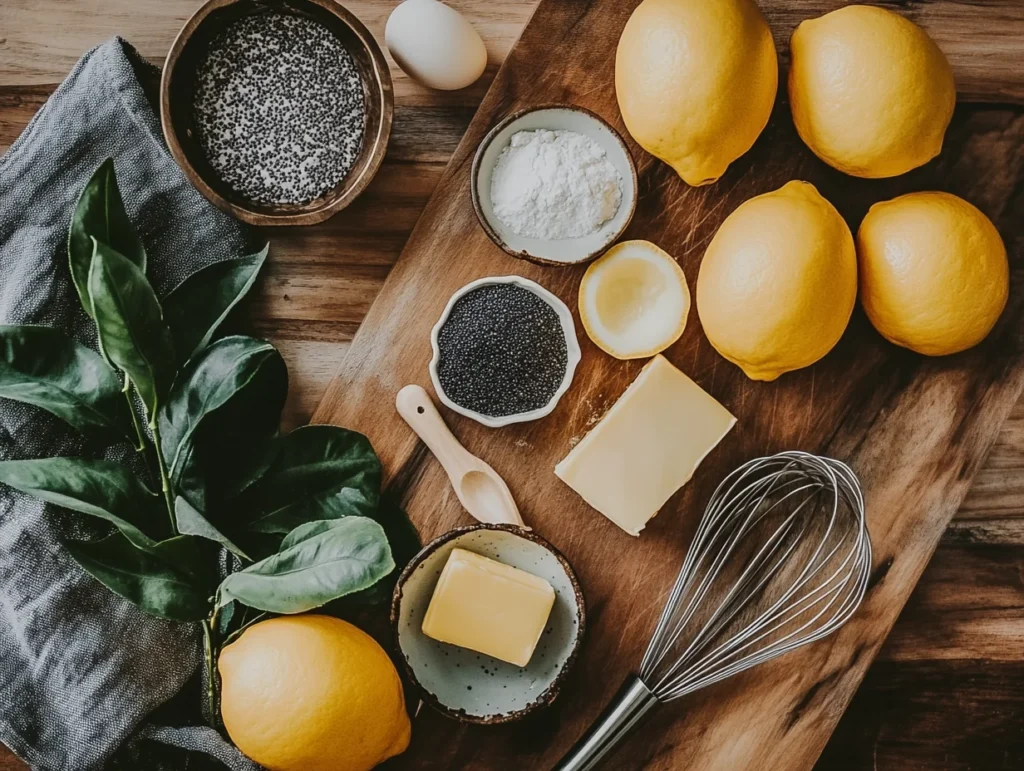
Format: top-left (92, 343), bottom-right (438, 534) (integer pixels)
top-left (0, 38), bottom-right (260, 771)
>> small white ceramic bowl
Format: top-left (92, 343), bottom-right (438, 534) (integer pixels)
top-left (391, 524), bottom-right (586, 724)
top-left (429, 275), bottom-right (582, 428)
top-left (471, 105), bottom-right (638, 266)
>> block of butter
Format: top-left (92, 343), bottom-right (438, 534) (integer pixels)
top-left (555, 354), bottom-right (736, 536)
top-left (421, 548), bottom-right (556, 667)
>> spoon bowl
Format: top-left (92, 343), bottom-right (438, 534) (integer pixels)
top-left (396, 385), bottom-right (525, 527)
top-left (460, 469), bottom-right (516, 522)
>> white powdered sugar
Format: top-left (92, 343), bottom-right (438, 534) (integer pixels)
top-left (489, 129), bottom-right (623, 240)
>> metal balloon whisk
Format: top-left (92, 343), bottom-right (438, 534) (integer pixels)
top-left (555, 451), bottom-right (872, 771)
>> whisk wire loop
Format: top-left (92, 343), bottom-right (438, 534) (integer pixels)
top-left (640, 451), bottom-right (872, 701)
top-left (554, 451), bottom-right (872, 771)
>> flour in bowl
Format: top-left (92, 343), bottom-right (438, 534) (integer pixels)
top-left (489, 129), bottom-right (623, 240)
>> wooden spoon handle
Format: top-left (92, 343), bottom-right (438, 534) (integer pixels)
top-left (396, 384), bottom-right (483, 482)
top-left (396, 385), bottom-right (527, 528)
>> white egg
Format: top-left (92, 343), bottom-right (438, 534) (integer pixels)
top-left (385, 0), bottom-right (487, 91)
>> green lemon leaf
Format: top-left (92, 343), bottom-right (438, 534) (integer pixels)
top-left (324, 493), bottom-right (421, 609)
top-left (0, 457), bottom-right (167, 547)
top-left (234, 425), bottom-right (381, 535)
top-left (88, 240), bottom-right (174, 416)
top-left (217, 435), bottom-right (280, 501)
top-left (374, 492), bottom-right (422, 572)
top-left (158, 336), bottom-right (287, 511)
top-left (216, 599), bottom-right (238, 638)
top-left (68, 159), bottom-right (147, 318)
top-left (175, 496), bottom-right (251, 562)
top-left (63, 532), bottom-right (216, 621)
top-left (163, 244), bottom-right (269, 363)
top-left (277, 519), bottom-right (343, 551)
top-left (0, 325), bottom-right (133, 440)
top-left (217, 517), bottom-right (394, 614)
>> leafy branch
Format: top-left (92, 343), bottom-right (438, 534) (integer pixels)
top-left (0, 159), bottom-right (416, 728)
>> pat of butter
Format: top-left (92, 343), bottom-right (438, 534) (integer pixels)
top-left (421, 548), bottom-right (556, 667)
top-left (555, 355), bottom-right (736, 535)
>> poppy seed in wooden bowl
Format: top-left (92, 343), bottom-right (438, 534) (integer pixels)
top-left (161, 0), bottom-right (393, 226)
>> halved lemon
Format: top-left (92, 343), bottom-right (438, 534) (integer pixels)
top-left (579, 240), bottom-right (690, 359)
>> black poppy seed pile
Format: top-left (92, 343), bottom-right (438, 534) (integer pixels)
top-left (437, 284), bottom-right (569, 418)
top-left (191, 12), bottom-right (366, 205)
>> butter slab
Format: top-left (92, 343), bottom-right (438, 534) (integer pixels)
top-left (555, 355), bottom-right (736, 535)
top-left (421, 548), bottom-right (556, 667)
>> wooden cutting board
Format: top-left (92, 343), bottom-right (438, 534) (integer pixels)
top-left (312, 1), bottom-right (1024, 769)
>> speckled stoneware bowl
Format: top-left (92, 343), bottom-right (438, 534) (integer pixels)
top-left (429, 275), bottom-right (582, 428)
top-left (471, 105), bottom-right (638, 266)
top-left (161, 0), bottom-right (393, 226)
top-left (392, 524), bottom-right (585, 724)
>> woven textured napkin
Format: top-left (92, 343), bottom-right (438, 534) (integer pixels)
top-left (0, 38), bottom-right (260, 771)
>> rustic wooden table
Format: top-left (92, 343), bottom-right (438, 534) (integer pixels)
top-left (0, 1), bottom-right (1022, 769)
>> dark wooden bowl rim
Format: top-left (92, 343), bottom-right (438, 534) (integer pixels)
top-left (160, 0), bottom-right (393, 226)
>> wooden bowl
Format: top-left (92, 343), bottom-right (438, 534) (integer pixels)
top-left (392, 524), bottom-right (586, 724)
top-left (160, 0), bottom-right (393, 226)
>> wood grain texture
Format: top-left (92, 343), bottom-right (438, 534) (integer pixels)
top-left (311, 1), bottom-right (1024, 769)
top-left (821, 660), bottom-right (1024, 770)
top-left (4, 0), bottom-right (1023, 102)
top-left (1, 1), bottom-right (1023, 770)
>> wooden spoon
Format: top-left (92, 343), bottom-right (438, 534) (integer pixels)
top-left (396, 385), bottom-right (526, 528)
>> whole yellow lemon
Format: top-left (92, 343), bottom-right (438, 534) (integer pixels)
top-left (615, 0), bottom-right (778, 186)
top-left (696, 181), bottom-right (856, 381)
top-left (789, 5), bottom-right (955, 178)
top-left (857, 191), bottom-right (1008, 356)
top-left (219, 615), bottom-right (411, 771)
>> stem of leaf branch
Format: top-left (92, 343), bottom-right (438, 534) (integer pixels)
top-left (202, 609), bottom-right (219, 725)
top-left (122, 377), bottom-right (146, 452)
top-left (148, 415), bottom-right (177, 535)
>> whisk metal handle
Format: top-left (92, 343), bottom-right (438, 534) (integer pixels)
top-left (552, 675), bottom-right (661, 771)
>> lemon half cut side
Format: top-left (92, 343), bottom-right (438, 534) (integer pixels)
top-left (579, 240), bottom-right (691, 360)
